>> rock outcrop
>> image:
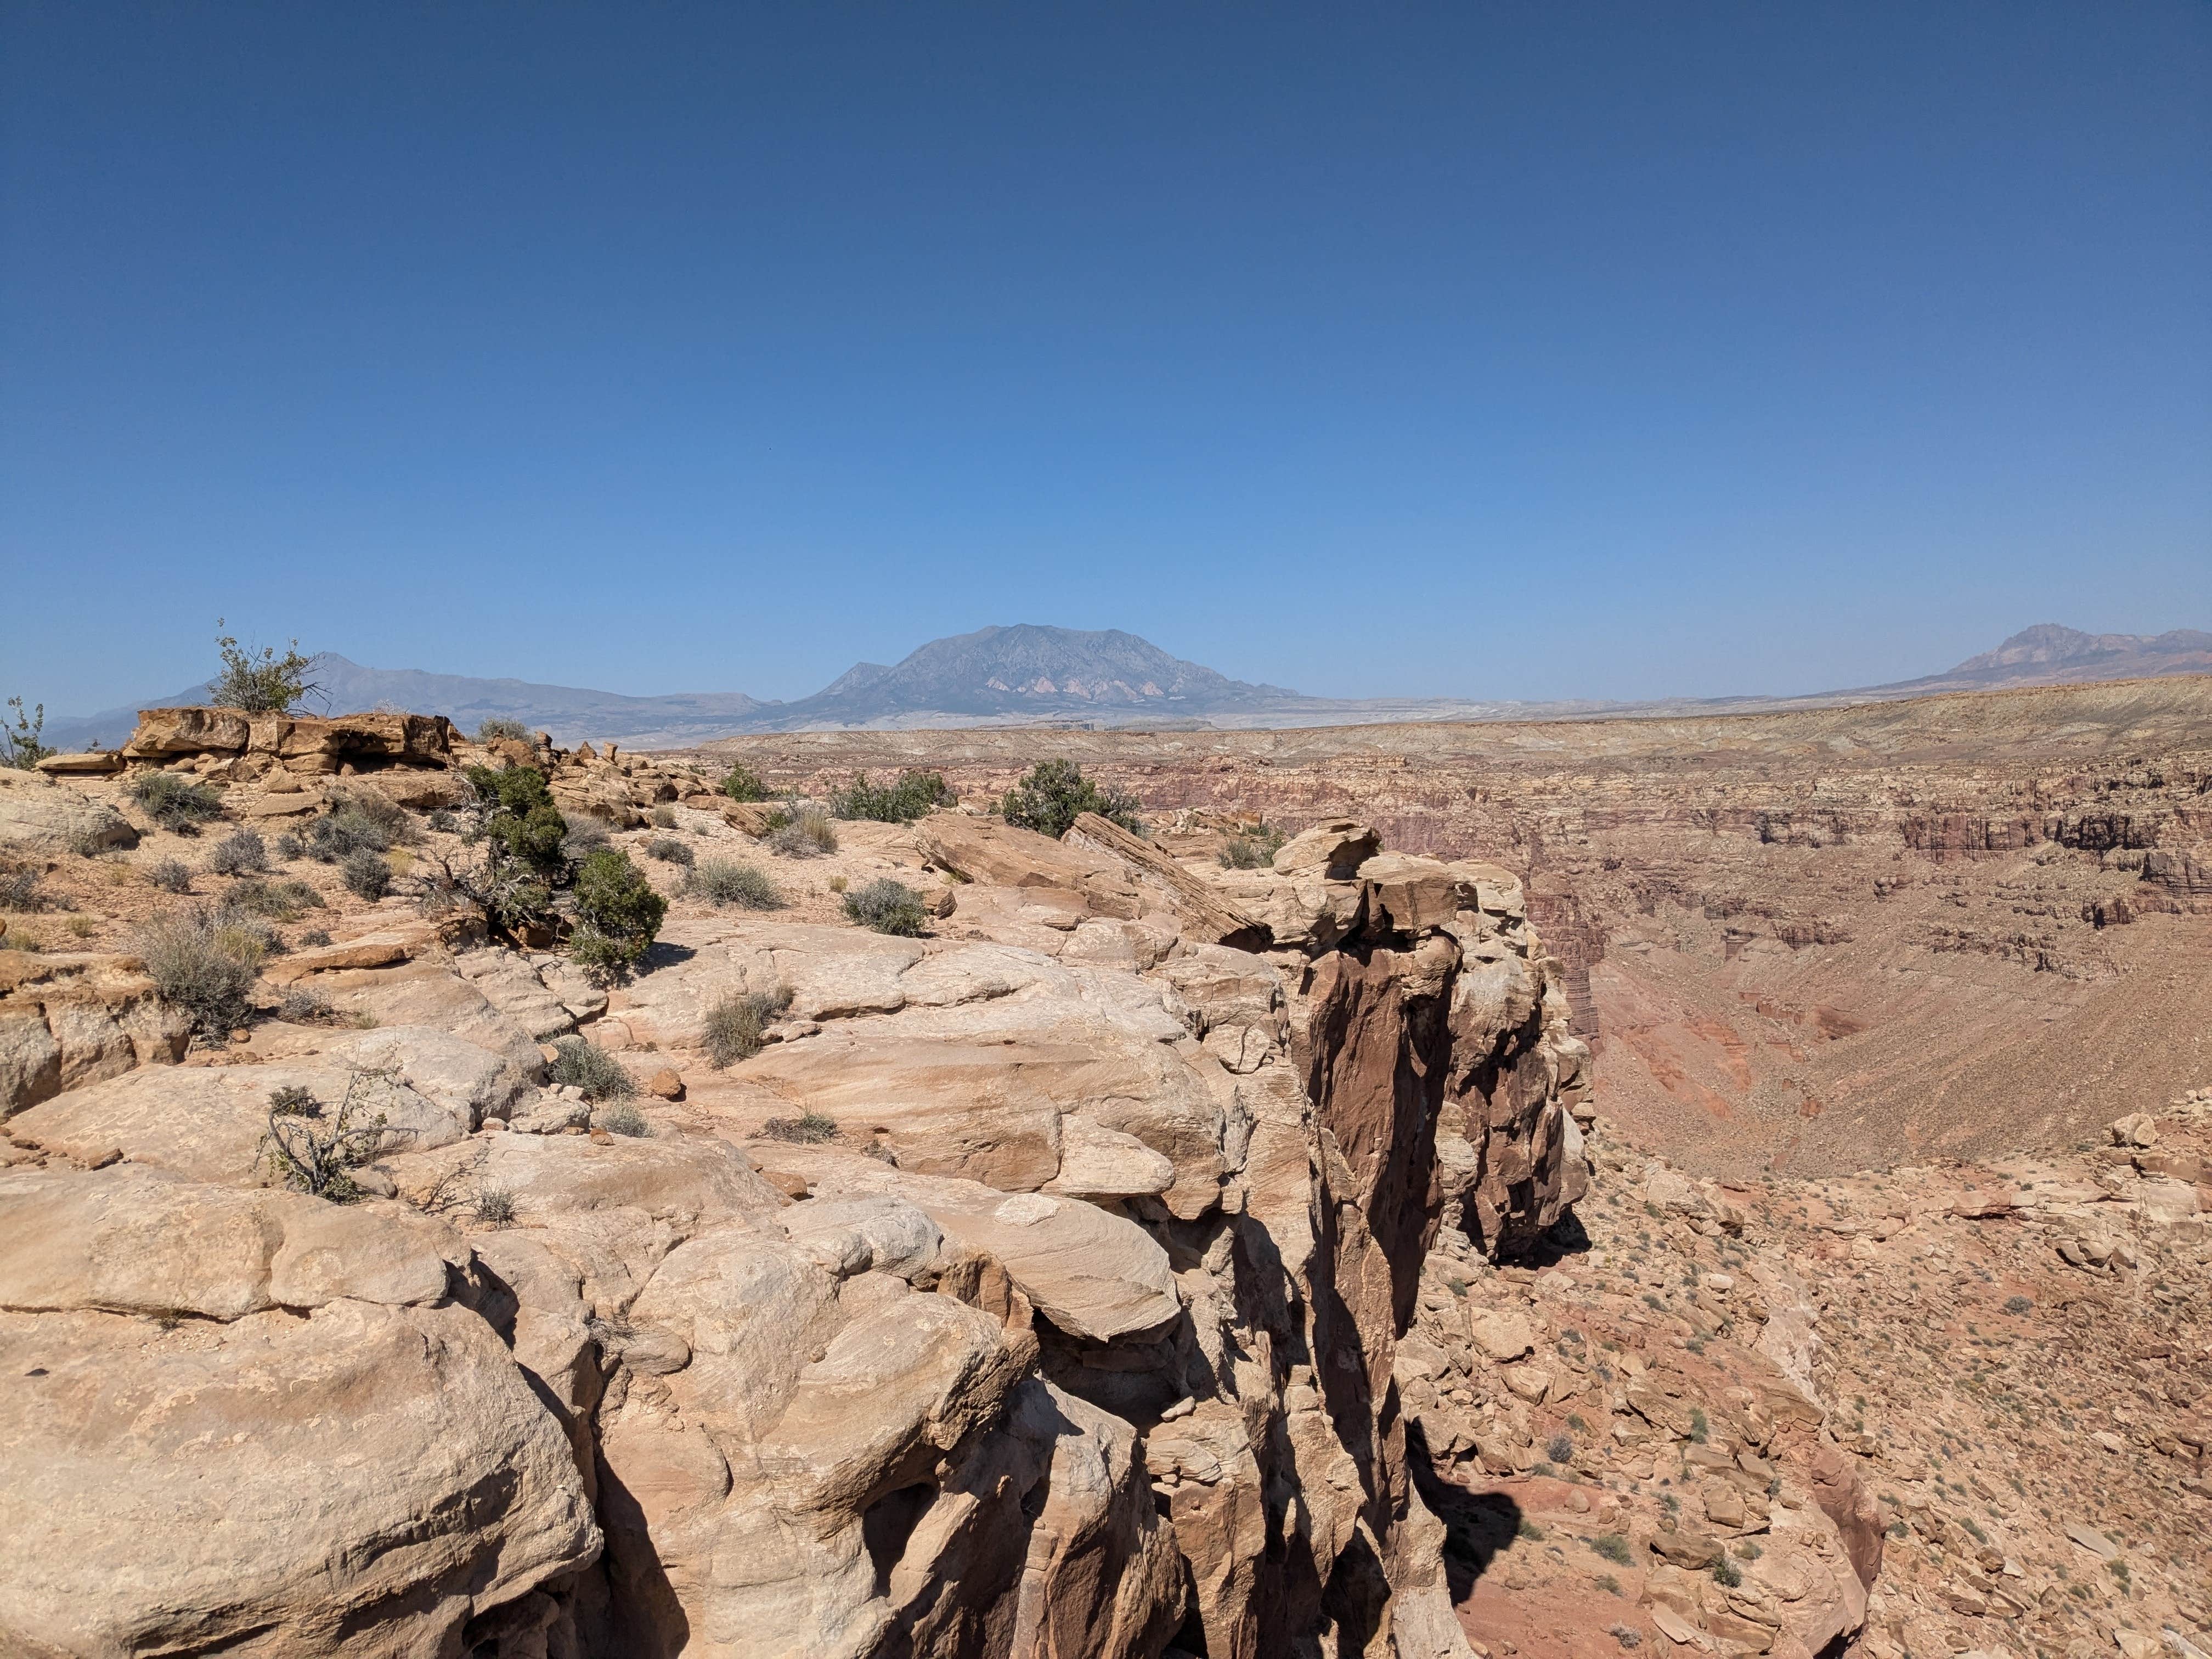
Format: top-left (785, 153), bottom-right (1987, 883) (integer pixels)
top-left (0, 776), bottom-right (1590, 1658)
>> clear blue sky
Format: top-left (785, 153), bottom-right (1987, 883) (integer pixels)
top-left (5, 1), bottom-right (2208, 714)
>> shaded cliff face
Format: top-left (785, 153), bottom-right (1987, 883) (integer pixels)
top-left (1, 727), bottom-right (1592, 1659)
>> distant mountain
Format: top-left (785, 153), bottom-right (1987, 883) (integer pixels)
top-left (743, 625), bottom-right (1304, 730)
top-left (37, 656), bottom-right (766, 753)
top-left (35, 622), bottom-right (2212, 753)
top-left (1925, 624), bottom-right (2212, 688)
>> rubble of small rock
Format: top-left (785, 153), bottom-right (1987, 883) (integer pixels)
top-left (1410, 1093), bottom-right (2210, 1659)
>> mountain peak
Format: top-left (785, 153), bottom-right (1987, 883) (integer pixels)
top-left (758, 624), bottom-right (1299, 729)
top-left (1950, 624), bottom-right (2212, 678)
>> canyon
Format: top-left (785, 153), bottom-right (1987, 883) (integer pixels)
top-left (0, 677), bottom-right (2205, 1659)
top-left (696, 675), bottom-right (2212, 1181)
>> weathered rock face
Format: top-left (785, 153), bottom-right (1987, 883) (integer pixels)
top-left (0, 768), bottom-right (137, 857)
top-left (0, 1164), bottom-right (601, 1658)
top-left (0, 775), bottom-right (1594, 1656)
top-left (0, 952), bottom-right (191, 1118)
top-left (125, 706), bottom-right (455, 772)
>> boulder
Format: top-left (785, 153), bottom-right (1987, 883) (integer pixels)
top-left (915, 812), bottom-right (1144, 919)
top-left (6, 1063), bottom-right (472, 1186)
top-left (0, 1164), bottom-right (596, 1659)
top-left (0, 769), bottom-right (138, 855)
top-left (33, 752), bottom-right (123, 776)
top-left (1062, 810), bottom-right (1268, 947)
top-left (1270, 817), bottom-right (1380, 878)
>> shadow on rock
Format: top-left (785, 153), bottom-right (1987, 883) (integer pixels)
top-left (1406, 1420), bottom-right (1523, 1604)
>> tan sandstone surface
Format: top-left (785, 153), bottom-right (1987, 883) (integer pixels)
top-left (2, 714), bottom-right (1592, 1658)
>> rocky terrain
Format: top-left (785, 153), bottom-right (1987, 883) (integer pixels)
top-left (694, 674), bottom-right (2212, 1180)
top-left (2, 696), bottom-right (2204, 1659)
top-left (2, 713), bottom-right (1591, 1657)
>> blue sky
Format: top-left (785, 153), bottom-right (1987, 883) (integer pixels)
top-left (4, 1), bottom-right (2207, 714)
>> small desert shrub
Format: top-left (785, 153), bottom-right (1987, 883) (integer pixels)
top-left (3, 696), bottom-right (52, 769)
top-left (211, 622), bottom-right (319, 714)
top-left (719, 763), bottom-right (769, 802)
top-left (650, 804), bottom-right (678, 829)
top-left (474, 1187), bottom-right (517, 1224)
top-left (232, 876), bottom-right (324, 921)
top-left (329, 784), bottom-right (414, 842)
top-left (569, 848), bottom-right (667, 979)
top-left (829, 769), bottom-right (955, 823)
top-left (1547, 1434), bottom-right (1575, 1464)
top-left (0, 865), bottom-right (51, 912)
top-left (1609, 1624), bottom-right (1642, 1650)
top-left (65, 915), bottom-right (95, 938)
top-left (208, 828), bottom-right (268, 876)
top-left (278, 987), bottom-right (341, 1025)
top-left (1592, 1532), bottom-right (1632, 1566)
top-left (562, 813), bottom-right (611, 854)
top-left (702, 985), bottom-right (793, 1068)
top-left (827, 873), bottom-right (848, 892)
top-left (307, 808), bottom-right (391, 862)
top-left (128, 771), bottom-right (223, 833)
top-left (1711, 1556), bottom-right (1742, 1589)
top-left (686, 858), bottom-right (782, 910)
top-left (425, 808), bottom-right (459, 834)
top-left (342, 849), bottom-right (393, 901)
top-left (767, 806), bottom-right (838, 857)
top-left (2004, 1294), bottom-right (2032, 1314)
top-left (1517, 1519), bottom-right (1545, 1542)
top-left (549, 1036), bottom-right (636, 1100)
top-left (273, 830), bottom-right (307, 860)
top-left (843, 877), bottom-right (927, 936)
top-left (645, 836), bottom-right (695, 866)
top-left (1000, 759), bottom-right (1142, 839)
top-left (476, 717), bottom-right (529, 742)
top-left (299, 927), bottom-right (332, 947)
top-left (761, 1109), bottom-right (837, 1144)
top-left (258, 1074), bottom-right (405, 1203)
top-left (138, 905), bottom-right (265, 1033)
top-left (1217, 822), bottom-right (1287, 869)
top-left (597, 1102), bottom-right (650, 1138)
top-left (1688, 1406), bottom-right (1709, 1444)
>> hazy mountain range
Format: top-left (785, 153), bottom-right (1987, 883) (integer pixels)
top-left (37, 623), bottom-right (2212, 752)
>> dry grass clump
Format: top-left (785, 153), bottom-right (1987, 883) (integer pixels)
top-left (766, 807), bottom-right (838, 858)
top-left (685, 858), bottom-right (782, 909)
top-left (137, 905), bottom-right (266, 1033)
top-left (702, 985), bottom-right (794, 1068)
top-left (645, 836), bottom-right (694, 866)
top-left (760, 1109), bottom-right (837, 1144)
top-left (843, 878), bottom-right (927, 936)
top-left (128, 772), bottom-right (223, 834)
top-left (549, 1036), bottom-right (636, 1100)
